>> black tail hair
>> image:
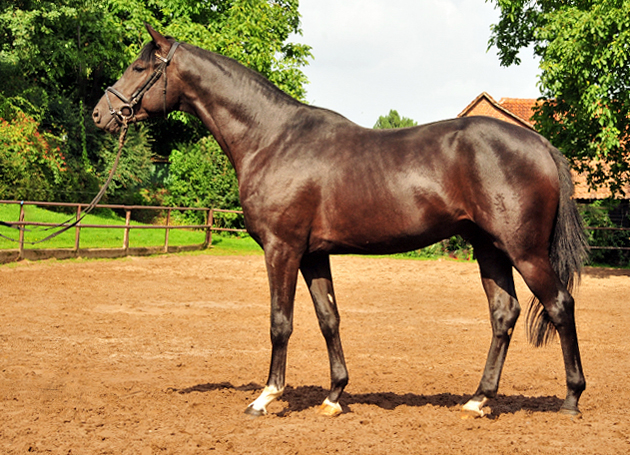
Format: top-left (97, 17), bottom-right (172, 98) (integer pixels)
top-left (526, 146), bottom-right (589, 347)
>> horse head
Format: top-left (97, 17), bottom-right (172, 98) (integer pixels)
top-left (92, 24), bottom-right (182, 133)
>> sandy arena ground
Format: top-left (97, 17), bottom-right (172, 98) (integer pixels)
top-left (1, 253), bottom-right (629, 454)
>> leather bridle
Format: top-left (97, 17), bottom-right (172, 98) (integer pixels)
top-left (105, 41), bottom-right (180, 127)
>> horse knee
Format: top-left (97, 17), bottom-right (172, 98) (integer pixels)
top-left (318, 314), bottom-right (340, 339)
top-left (270, 313), bottom-right (293, 346)
top-left (315, 300), bottom-right (341, 338)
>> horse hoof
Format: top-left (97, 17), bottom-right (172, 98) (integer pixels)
top-left (244, 405), bottom-right (266, 418)
top-left (460, 409), bottom-right (484, 419)
top-left (460, 397), bottom-right (488, 419)
top-left (559, 407), bottom-right (582, 418)
top-left (317, 398), bottom-right (342, 417)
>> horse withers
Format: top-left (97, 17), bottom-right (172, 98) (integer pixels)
top-left (93, 24), bottom-right (588, 418)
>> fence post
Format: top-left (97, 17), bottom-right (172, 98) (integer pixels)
top-left (164, 209), bottom-right (171, 253)
top-left (205, 209), bottom-right (213, 248)
top-left (123, 210), bottom-right (131, 250)
top-left (74, 205), bottom-right (82, 252)
top-left (18, 203), bottom-right (25, 260)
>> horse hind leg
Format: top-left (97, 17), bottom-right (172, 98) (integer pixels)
top-left (514, 254), bottom-right (585, 416)
top-left (462, 244), bottom-right (520, 418)
top-left (300, 253), bottom-right (349, 416)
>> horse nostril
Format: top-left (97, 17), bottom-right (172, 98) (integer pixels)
top-left (92, 108), bottom-right (100, 123)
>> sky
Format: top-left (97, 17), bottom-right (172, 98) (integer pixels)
top-left (296, 0), bottom-right (541, 128)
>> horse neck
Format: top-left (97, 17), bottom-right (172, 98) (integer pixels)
top-left (178, 47), bottom-right (302, 173)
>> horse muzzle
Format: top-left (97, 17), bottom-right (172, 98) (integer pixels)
top-left (92, 97), bottom-right (133, 133)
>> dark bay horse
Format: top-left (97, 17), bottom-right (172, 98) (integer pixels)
top-left (93, 24), bottom-right (588, 418)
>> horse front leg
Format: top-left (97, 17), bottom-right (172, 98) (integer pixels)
top-left (463, 246), bottom-right (520, 418)
top-left (245, 244), bottom-right (301, 417)
top-left (300, 253), bottom-right (348, 416)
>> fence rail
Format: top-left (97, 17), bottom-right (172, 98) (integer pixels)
top-left (1, 200), bottom-right (629, 263)
top-left (585, 226), bottom-right (630, 251)
top-left (0, 200), bottom-right (246, 263)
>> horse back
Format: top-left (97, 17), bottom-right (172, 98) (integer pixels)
top-left (241, 113), bottom-right (560, 255)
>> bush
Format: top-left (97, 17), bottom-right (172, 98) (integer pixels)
top-left (0, 108), bottom-right (66, 201)
top-left (164, 136), bottom-right (241, 226)
top-left (400, 236), bottom-right (473, 260)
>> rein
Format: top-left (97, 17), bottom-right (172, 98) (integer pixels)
top-left (1, 41), bottom-right (180, 245)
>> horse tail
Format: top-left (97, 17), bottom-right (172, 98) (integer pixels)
top-left (526, 145), bottom-right (589, 347)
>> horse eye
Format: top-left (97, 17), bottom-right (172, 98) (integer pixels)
top-left (133, 65), bottom-right (146, 72)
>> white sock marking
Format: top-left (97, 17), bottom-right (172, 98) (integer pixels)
top-left (462, 397), bottom-right (489, 417)
top-left (249, 385), bottom-right (284, 414)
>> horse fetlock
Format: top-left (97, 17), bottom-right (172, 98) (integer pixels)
top-left (247, 385), bottom-right (284, 416)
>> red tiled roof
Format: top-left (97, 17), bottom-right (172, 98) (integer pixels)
top-left (571, 172), bottom-right (618, 200)
top-left (457, 92), bottom-right (535, 130)
top-left (498, 98), bottom-right (537, 126)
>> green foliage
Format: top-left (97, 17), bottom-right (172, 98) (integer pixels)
top-left (97, 124), bottom-right (156, 205)
top-left (579, 200), bottom-right (630, 266)
top-left (164, 136), bottom-right (240, 224)
top-left (0, 0), bottom-right (311, 207)
top-left (0, 102), bottom-right (66, 200)
top-left (400, 236), bottom-right (473, 260)
top-left (488, 0), bottom-right (630, 196)
top-left (373, 109), bottom-right (418, 129)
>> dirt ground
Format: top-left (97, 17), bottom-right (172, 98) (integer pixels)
top-left (0, 253), bottom-right (629, 454)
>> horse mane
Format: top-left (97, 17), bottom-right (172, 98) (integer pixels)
top-left (137, 38), bottom-right (302, 107)
top-left (184, 42), bottom-right (302, 107)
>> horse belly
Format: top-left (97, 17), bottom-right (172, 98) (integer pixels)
top-left (309, 196), bottom-right (464, 255)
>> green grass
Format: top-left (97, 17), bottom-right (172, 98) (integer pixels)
top-left (0, 203), bottom-right (207, 250)
top-left (2, 202), bottom-right (627, 268)
top-left (0, 203), bottom-right (470, 261)
top-left (0, 204), bottom-right (468, 261)
top-left (205, 233), bottom-right (263, 255)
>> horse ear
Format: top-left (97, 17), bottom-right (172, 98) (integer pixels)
top-left (144, 23), bottom-right (170, 50)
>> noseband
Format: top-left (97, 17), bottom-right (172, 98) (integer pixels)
top-left (105, 41), bottom-right (180, 126)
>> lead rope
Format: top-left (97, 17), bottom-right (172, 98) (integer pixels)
top-left (0, 122), bottom-right (129, 244)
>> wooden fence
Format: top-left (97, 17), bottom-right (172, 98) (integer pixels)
top-left (586, 226), bottom-right (630, 251)
top-left (0, 200), bottom-right (245, 264)
top-left (1, 200), bottom-right (628, 264)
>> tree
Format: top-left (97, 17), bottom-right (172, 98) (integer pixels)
top-left (373, 109), bottom-right (418, 129)
top-left (0, 0), bottom-right (311, 205)
top-left (488, 0), bottom-right (630, 196)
